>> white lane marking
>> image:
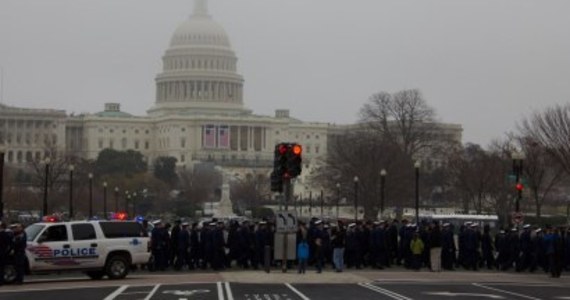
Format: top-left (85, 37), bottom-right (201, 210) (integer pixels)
top-left (217, 282), bottom-right (225, 300)
top-left (143, 284), bottom-right (161, 300)
top-left (473, 283), bottom-right (543, 300)
top-left (285, 283), bottom-right (310, 300)
top-left (103, 285), bottom-right (129, 300)
top-left (224, 282), bottom-right (234, 300)
top-left (424, 291), bottom-right (504, 299)
top-left (358, 283), bottom-right (412, 300)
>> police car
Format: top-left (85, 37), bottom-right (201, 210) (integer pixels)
top-left (4, 219), bottom-right (150, 283)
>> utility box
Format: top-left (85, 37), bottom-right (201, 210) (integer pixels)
top-left (273, 233), bottom-right (297, 260)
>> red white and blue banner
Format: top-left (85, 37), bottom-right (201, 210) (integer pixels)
top-left (218, 125), bottom-right (230, 149)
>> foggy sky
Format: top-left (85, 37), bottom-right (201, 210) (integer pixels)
top-left (1, 0), bottom-right (570, 146)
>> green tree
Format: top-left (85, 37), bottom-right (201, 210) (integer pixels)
top-left (153, 156), bottom-right (178, 186)
top-left (95, 149), bottom-right (147, 177)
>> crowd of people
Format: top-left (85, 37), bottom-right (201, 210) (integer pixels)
top-left (148, 218), bottom-right (569, 277)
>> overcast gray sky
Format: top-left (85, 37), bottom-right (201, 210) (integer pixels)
top-left (1, 0), bottom-right (569, 146)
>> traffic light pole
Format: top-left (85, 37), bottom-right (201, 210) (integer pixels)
top-left (282, 177), bottom-right (291, 273)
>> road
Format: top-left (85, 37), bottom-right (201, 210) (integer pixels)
top-left (1, 270), bottom-right (569, 300)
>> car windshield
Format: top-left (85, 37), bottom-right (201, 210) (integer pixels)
top-left (25, 224), bottom-right (45, 242)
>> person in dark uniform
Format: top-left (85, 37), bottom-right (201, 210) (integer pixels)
top-left (169, 220), bottom-right (181, 267)
top-left (441, 223), bottom-right (455, 270)
top-left (345, 223), bottom-right (359, 269)
top-left (0, 222), bottom-right (14, 286)
top-left (398, 220), bottom-right (409, 266)
top-left (313, 220), bottom-right (324, 273)
top-left (211, 222), bottom-right (226, 271)
top-left (189, 223), bottom-right (200, 270)
top-left (331, 223), bottom-right (346, 272)
top-left (237, 221), bottom-right (252, 269)
top-left (227, 221), bottom-right (240, 269)
top-left (150, 220), bottom-right (165, 271)
top-left (481, 224), bottom-right (495, 270)
top-left (11, 224), bottom-right (27, 285)
top-left (388, 219), bottom-right (399, 266)
top-left (322, 224), bottom-right (332, 268)
top-left (175, 222), bottom-right (190, 271)
top-left (255, 221), bottom-right (270, 270)
top-left (518, 224), bottom-right (532, 272)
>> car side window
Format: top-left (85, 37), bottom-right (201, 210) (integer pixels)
top-left (72, 224), bottom-right (97, 241)
top-left (40, 225), bottom-right (68, 242)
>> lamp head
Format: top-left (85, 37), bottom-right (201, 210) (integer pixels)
top-left (69, 165), bottom-right (75, 171)
top-left (353, 176), bottom-right (359, 183)
top-left (88, 173), bottom-right (93, 179)
top-left (380, 169), bottom-right (387, 176)
top-left (414, 161), bottom-right (421, 169)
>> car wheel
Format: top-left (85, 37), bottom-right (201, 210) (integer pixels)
top-left (3, 265), bottom-right (16, 284)
top-left (105, 255), bottom-right (129, 280)
top-left (86, 271), bottom-right (105, 280)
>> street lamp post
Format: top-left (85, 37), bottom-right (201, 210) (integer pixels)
top-left (114, 187), bottom-right (119, 212)
top-left (354, 176), bottom-right (359, 221)
top-left (0, 147), bottom-right (5, 220)
top-left (103, 182), bottom-right (107, 220)
top-left (43, 158), bottom-right (51, 216)
top-left (124, 190), bottom-right (129, 213)
top-left (88, 173), bottom-right (93, 218)
top-left (414, 161), bottom-right (421, 223)
top-left (132, 192), bottom-right (137, 216)
top-left (336, 183), bottom-right (341, 219)
top-left (69, 165), bottom-right (74, 219)
top-left (380, 169), bottom-right (387, 217)
top-left (512, 151), bottom-right (525, 213)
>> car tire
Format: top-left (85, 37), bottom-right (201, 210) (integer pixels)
top-left (86, 271), bottom-right (105, 280)
top-left (3, 265), bottom-right (16, 284)
top-left (105, 255), bottom-right (130, 280)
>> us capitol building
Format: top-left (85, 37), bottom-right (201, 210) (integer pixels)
top-left (0, 0), bottom-right (462, 192)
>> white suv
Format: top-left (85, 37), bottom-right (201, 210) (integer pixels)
top-left (4, 220), bottom-right (150, 282)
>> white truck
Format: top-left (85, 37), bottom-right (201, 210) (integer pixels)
top-left (4, 220), bottom-right (150, 283)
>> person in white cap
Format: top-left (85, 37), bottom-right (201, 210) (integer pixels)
top-left (150, 220), bottom-right (168, 271)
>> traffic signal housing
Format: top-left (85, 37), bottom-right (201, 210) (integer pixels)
top-left (516, 183), bottom-right (524, 191)
top-left (271, 143), bottom-right (303, 192)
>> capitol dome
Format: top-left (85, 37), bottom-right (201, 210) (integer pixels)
top-left (169, 14), bottom-right (231, 49)
top-left (149, 0), bottom-right (246, 117)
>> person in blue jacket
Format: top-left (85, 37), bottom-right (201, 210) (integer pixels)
top-left (297, 239), bottom-right (309, 274)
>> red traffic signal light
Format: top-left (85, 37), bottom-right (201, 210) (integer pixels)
top-left (516, 183), bottom-right (524, 191)
top-left (292, 145), bottom-right (302, 155)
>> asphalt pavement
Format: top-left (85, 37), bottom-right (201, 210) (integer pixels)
top-left (1, 270), bottom-right (570, 300)
top-left (2, 281), bottom-right (570, 300)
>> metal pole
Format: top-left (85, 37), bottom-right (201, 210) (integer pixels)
top-left (0, 151), bottom-right (4, 220)
top-left (114, 187), bottom-right (119, 212)
top-left (88, 174), bottom-right (93, 218)
top-left (354, 181), bottom-right (358, 221)
top-left (103, 183), bottom-right (107, 220)
top-left (69, 167), bottom-right (74, 219)
top-left (517, 160), bottom-right (523, 213)
top-left (309, 191), bottom-right (312, 217)
top-left (43, 160), bottom-right (50, 216)
top-left (380, 174), bottom-right (385, 217)
top-left (282, 177), bottom-right (291, 273)
top-left (415, 166), bottom-right (419, 223)
top-left (320, 190), bottom-right (324, 219)
top-left (336, 186), bottom-right (340, 219)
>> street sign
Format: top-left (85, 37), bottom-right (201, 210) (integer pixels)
top-left (512, 212), bottom-right (524, 225)
top-left (276, 211), bottom-right (297, 233)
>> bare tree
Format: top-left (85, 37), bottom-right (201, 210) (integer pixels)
top-left (360, 89), bottom-right (439, 158)
top-left (520, 104), bottom-right (570, 175)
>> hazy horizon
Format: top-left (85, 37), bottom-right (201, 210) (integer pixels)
top-left (1, 0), bottom-right (569, 146)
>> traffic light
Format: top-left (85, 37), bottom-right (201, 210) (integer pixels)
top-left (271, 143), bottom-right (303, 192)
top-left (287, 144), bottom-right (303, 177)
top-left (516, 183), bottom-right (524, 191)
